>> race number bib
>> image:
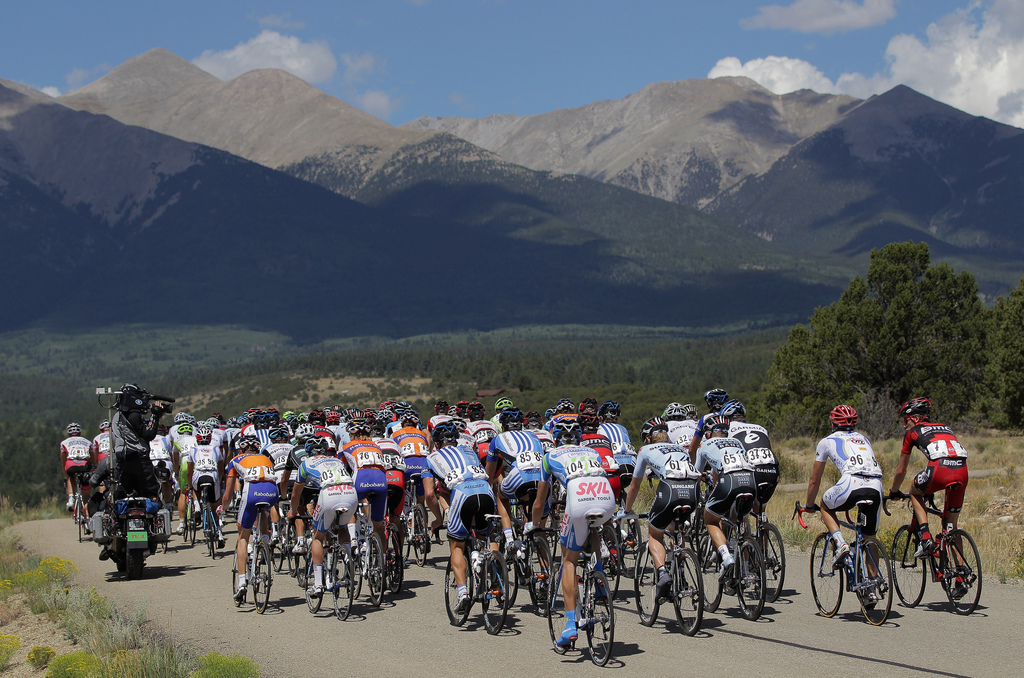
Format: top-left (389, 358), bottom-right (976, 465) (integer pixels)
top-left (194, 456), bottom-right (217, 473)
top-left (66, 442), bottom-right (91, 461)
top-left (745, 447), bottom-right (777, 465)
top-left (356, 448), bottom-right (385, 468)
top-left (383, 453), bottom-right (406, 471)
top-left (515, 450), bottom-right (543, 471)
top-left (925, 439), bottom-right (968, 460)
top-left (319, 463), bottom-right (351, 487)
top-left (564, 455), bottom-right (603, 480)
top-left (402, 442), bottom-right (426, 457)
top-left (663, 457), bottom-right (696, 480)
top-left (475, 429), bottom-right (495, 443)
top-left (720, 451), bottom-right (751, 474)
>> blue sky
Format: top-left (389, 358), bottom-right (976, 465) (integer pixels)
top-left (4, 1), bottom-right (1024, 127)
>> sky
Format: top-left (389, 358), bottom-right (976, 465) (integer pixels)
top-left (4, 0), bottom-right (1024, 128)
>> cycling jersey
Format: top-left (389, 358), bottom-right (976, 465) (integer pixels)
top-left (340, 440), bottom-right (388, 522)
top-left (425, 445), bottom-right (494, 541)
top-left (635, 442), bottom-right (701, 481)
top-left (488, 430), bottom-right (545, 502)
top-left (466, 420), bottom-right (500, 457)
top-left (328, 424), bottom-right (350, 447)
top-left (427, 414), bottom-right (452, 432)
top-left (423, 446), bottom-right (490, 493)
top-left (149, 435), bottom-right (171, 462)
top-left (814, 430), bottom-right (882, 477)
top-left (730, 422), bottom-right (779, 505)
top-left (902, 421), bottom-right (969, 514)
top-left (541, 444), bottom-right (613, 552)
top-left (341, 440), bottom-right (386, 472)
top-left (581, 432), bottom-right (621, 499)
top-left (598, 422), bottom-right (631, 447)
top-left (226, 452), bottom-right (275, 483)
top-left (261, 442), bottom-right (293, 480)
top-left (189, 443), bottom-right (223, 501)
top-left (901, 422), bottom-right (968, 461)
top-left (91, 431), bottom-right (111, 462)
top-left (62, 435), bottom-right (93, 465)
top-left (666, 420), bottom-right (698, 447)
top-left (239, 424), bottom-right (272, 448)
top-left (695, 437), bottom-right (754, 476)
top-left (527, 428), bottom-right (556, 452)
top-left (393, 427), bottom-right (429, 457)
top-left (296, 455), bottom-right (353, 490)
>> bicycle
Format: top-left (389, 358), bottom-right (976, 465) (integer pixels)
top-left (750, 508), bottom-right (786, 603)
top-left (383, 512), bottom-right (405, 594)
top-left (351, 506), bottom-right (386, 607)
top-left (402, 472), bottom-right (431, 567)
top-left (231, 502), bottom-right (274, 614)
top-left (302, 512), bottom-right (357, 620)
top-left (795, 500), bottom-right (893, 625)
top-left (498, 497), bottom-right (554, 614)
top-left (443, 513), bottom-right (510, 635)
top-left (697, 498), bottom-right (766, 621)
top-left (197, 482), bottom-right (220, 559)
top-left (888, 490), bottom-right (982, 615)
top-left (544, 513), bottom-right (615, 666)
top-left (69, 472), bottom-right (90, 543)
top-left (633, 508), bottom-right (704, 635)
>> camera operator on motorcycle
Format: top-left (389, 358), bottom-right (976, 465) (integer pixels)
top-left (111, 383), bottom-right (171, 500)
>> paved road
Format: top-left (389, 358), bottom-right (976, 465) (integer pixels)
top-left (18, 518), bottom-right (1024, 677)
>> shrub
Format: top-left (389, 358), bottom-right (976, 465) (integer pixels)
top-left (28, 645), bottom-right (56, 668)
top-left (191, 652), bottom-right (261, 678)
top-left (46, 651), bottom-right (101, 678)
top-left (0, 632), bottom-right (20, 671)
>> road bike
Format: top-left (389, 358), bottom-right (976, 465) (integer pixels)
top-left (633, 507), bottom-right (704, 635)
top-left (301, 511), bottom-right (357, 620)
top-left (888, 490), bottom-right (982, 615)
top-left (795, 500), bottom-right (893, 625)
top-left (351, 506), bottom-right (385, 607)
top-left (750, 508), bottom-right (786, 602)
top-left (499, 498), bottom-right (554, 614)
top-left (545, 513), bottom-right (615, 666)
top-left (383, 511), bottom-right (405, 594)
top-left (197, 481), bottom-right (220, 559)
top-left (402, 471), bottom-right (431, 567)
top-left (443, 514), bottom-right (510, 635)
top-left (231, 502), bottom-right (274, 614)
top-left (698, 494), bottom-right (766, 621)
top-left (69, 472), bottom-right (90, 543)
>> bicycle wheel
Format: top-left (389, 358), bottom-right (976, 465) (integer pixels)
top-left (252, 542), bottom-right (272, 614)
top-left (205, 507), bottom-right (216, 559)
top-left (859, 537), bottom-right (893, 625)
top-left (444, 556), bottom-right (473, 626)
top-left (619, 517), bottom-right (642, 580)
top-left (603, 526), bottom-right (623, 599)
top-left (75, 496), bottom-right (84, 543)
top-left (231, 552), bottom-right (244, 607)
top-left (366, 532), bottom-right (385, 607)
top-left (736, 538), bottom-right (766, 621)
top-left (943, 529), bottom-right (982, 615)
top-left (633, 542), bottom-right (659, 626)
top-left (528, 535), bottom-right (552, 615)
top-left (385, 527), bottom-right (404, 594)
top-left (890, 525), bottom-right (926, 607)
top-left (305, 553), bottom-right (323, 613)
top-left (697, 534), bottom-right (723, 613)
top-left (546, 565), bottom-right (569, 654)
top-left (760, 522), bottom-right (786, 603)
top-left (410, 505), bottom-right (428, 567)
top-left (333, 544), bottom-right (356, 621)
top-left (585, 569), bottom-right (614, 667)
top-left (296, 551), bottom-right (310, 589)
top-left (809, 533), bottom-right (843, 617)
top-left (188, 499), bottom-right (197, 546)
top-left (673, 547), bottom-right (704, 635)
top-left (274, 524), bottom-right (293, 573)
top-left (482, 551), bottom-right (510, 635)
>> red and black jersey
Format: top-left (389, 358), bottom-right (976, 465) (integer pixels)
top-left (901, 422), bottom-right (968, 461)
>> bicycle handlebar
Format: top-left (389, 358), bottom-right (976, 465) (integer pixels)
top-left (792, 500), bottom-right (818, 530)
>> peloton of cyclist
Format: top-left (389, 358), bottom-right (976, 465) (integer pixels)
top-left (804, 405), bottom-right (884, 568)
top-left (888, 397), bottom-right (969, 558)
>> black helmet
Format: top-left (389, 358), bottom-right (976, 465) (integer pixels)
top-left (552, 420), bottom-right (581, 446)
top-left (499, 408), bottom-right (524, 430)
top-left (433, 421), bottom-right (461, 447)
top-left (704, 389), bottom-right (729, 412)
top-left (899, 397), bottom-right (932, 418)
top-left (304, 436), bottom-right (329, 455)
top-left (641, 417), bottom-right (669, 440)
top-left (705, 414), bottom-right (731, 434)
top-left (721, 400), bottom-right (746, 419)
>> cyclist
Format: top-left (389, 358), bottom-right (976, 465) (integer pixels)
top-left (279, 423), bottom-right (320, 554)
top-left (91, 420), bottom-right (112, 464)
top-left (579, 412), bottom-right (620, 501)
top-left (724, 400), bottom-right (779, 515)
top-left (173, 423), bottom-right (197, 535)
top-left (61, 422), bottom-right (96, 516)
top-left (543, 398), bottom-right (578, 432)
top-left (187, 424), bottom-right (227, 548)
top-left (428, 400), bottom-right (452, 433)
top-left (889, 397), bottom-right (969, 558)
top-left (490, 396), bottom-right (516, 428)
top-left (694, 414), bottom-right (756, 581)
top-left (664, 403), bottom-right (699, 447)
top-left (532, 419), bottom-right (614, 647)
top-left (485, 408), bottom-right (548, 558)
top-left (222, 435), bottom-right (279, 603)
top-left (687, 388), bottom-right (730, 462)
top-left (290, 437), bottom-right (358, 596)
top-left (423, 421), bottom-right (495, 616)
top-left (597, 401), bottom-right (631, 448)
top-left (375, 416), bottom-right (408, 551)
top-left (262, 425), bottom-right (294, 543)
top-left (620, 417), bottom-right (701, 601)
top-left (464, 402), bottom-right (499, 461)
top-left (149, 424), bottom-right (175, 512)
top-left (393, 411), bottom-right (431, 509)
top-left (805, 405), bottom-right (884, 568)
top-left (339, 418), bottom-right (389, 544)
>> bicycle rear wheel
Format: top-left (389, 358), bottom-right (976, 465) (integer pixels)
top-left (188, 499), bottom-right (198, 546)
top-left (890, 524), bottom-right (926, 607)
top-left (697, 534), bottom-right (723, 613)
top-left (809, 533), bottom-right (843, 617)
top-left (482, 551), bottom-right (510, 635)
top-left (619, 517), bottom-right (642, 580)
top-left (231, 552), bottom-right (244, 607)
top-left (332, 544), bottom-right (356, 621)
top-left (204, 507), bottom-right (216, 559)
top-left (410, 505), bottom-right (428, 567)
top-left (633, 542), bottom-right (659, 626)
top-left (296, 551), bottom-right (310, 590)
top-left (385, 527), bottom-right (404, 594)
top-left (305, 553), bottom-right (323, 613)
top-left (546, 566), bottom-right (570, 655)
top-left (603, 527), bottom-right (623, 599)
top-left (737, 538), bottom-right (766, 621)
top-left (943, 529), bottom-right (982, 615)
top-left (528, 535), bottom-right (552, 615)
top-left (366, 532), bottom-right (385, 607)
top-left (585, 569), bottom-right (614, 667)
top-left (274, 523), bottom-right (294, 573)
top-left (252, 542), bottom-right (272, 614)
top-left (75, 496), bottom-right (85, 543)
top-left (760, 522), bottom-right (786, 603)
top-left (444, 556), bottom-right (473, 626)
top-left (673, 547), bottom-right (704, 636)
top-left (859, 537), bottom-right (892, 625)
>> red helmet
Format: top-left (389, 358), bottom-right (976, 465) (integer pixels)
top-left (829, 405), bottom-right (858, 428)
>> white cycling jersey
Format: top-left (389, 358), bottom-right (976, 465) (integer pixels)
top-left (814, 430), bottom-right (882, 477)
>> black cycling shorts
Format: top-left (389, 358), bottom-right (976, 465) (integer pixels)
top-left (753, 464), bottom-right (779, 506)
top-left (829, 486), bottom-right (882, 536)
top-left (648, 479), bottom-right (699, 530)
top-left (450, 492), bottom-right (496, 543)
top-left (706, 471), bottom-right (757, 519)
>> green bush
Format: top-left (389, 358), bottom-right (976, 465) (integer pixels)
top-left (46, 651), bottom-right (101, 678)
top-left (28, 645), bottom-right (56, 668)
top-left (0, 632), bottom-right (20, 671)
top-left (191, 652), bottom-right (261, 678)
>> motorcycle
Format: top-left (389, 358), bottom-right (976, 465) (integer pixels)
top-left (93, 494), bottom-right (170, 579)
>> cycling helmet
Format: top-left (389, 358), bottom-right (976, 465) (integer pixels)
top-left (325, 409), bottom-right (341, 425)
top-left (66, 422), bottom-right (82, 436)
top-left (269, 425), bottom-right (290, 442)
top-left (544, 408), bottom-right (555, 421)
top-left (681, 404), bottom-right (698, 420)
top-left (236, 413), bottom-right (251, 427)
top-left (499, 408), bottom-right (525, 430)
top-left (177, 423), bottom-right (194, 436)
top-left (157, 424), bottom-right (169, 436)
top-left (295, 423), bottom-right (316, 441)
top-left (304, 436), bottom-right (329, 455)
top-left (371, 417), bottom-right (388, 437)
top-left (433, 421), bottom-right (462, 447)
top-left (704, 389), bottom-right (729, 412)
top-left (173, 412), bottom-right (190, 425)
top-left (347, 418), bottom-right (371, 436)
top-left (598, 401), bottom-right (621, 419)
top-left (663, 402), bottom-right (686, 420)
top-left (494, 396), bottom-right (515, 412)
top-left (204, 418), bottom-right (220, 429)
top-left (641, 416), bottom-right (669, 441)
top-left (267, 408), bottom-right (280, 425)
top-left (552, 420), bottom-right (581, 446)
top-left (555, 398), bottom-right (575, 414)
top-left (524, 411), bottom-right (543, 429)
top-left (721, 400), bottom-right (746, 419)
top-left (577, 412), bottom-right (601, 432)
top-left (236, 434), bottom-right (260, 451)
top-left (195, 425), bottom-right (213, 445)
top-left (579, 398), bottom-right (599, 415)
top-left (705, 414), bottom-right (731, 434)
top-left (434, 400), bottom-right (450, 414)
top-left (467, 402), bottom-right (486, 422)
top-left (899, 397), bottom-right (932, 418)
top-left (829, 404), bottom-right (858, 429)
top-left (400, 409), bottom-right (420, 426)
top-left (308, 409), bottom-right (326, 426)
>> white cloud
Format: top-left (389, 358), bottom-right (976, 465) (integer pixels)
top-left (65, 64), bottom-right (110, 90)
top-left (708, 55), bottom-right (839, 94)
top-left (41, 86), bottom-right (61, 97)
top-left (193, 30), bottom-right (337, 83)
top-left (355, 90), bottom-right (400, 118)
top-left (713, 1), bottom-right (1024, 128)
top-left (255, 13), bottom-right (305, 30)
top-left (449, 92), bottom-right (467, 106)
top-left (341, 52), bottom-right (382, 85)
top-left (742, 0), bottom-right (897, 34)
